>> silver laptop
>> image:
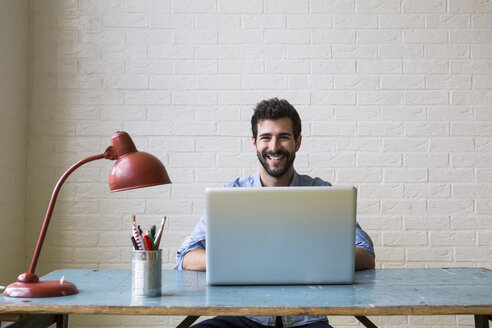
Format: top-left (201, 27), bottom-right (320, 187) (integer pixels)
top-left (206, 186), bottom-right (356, 285)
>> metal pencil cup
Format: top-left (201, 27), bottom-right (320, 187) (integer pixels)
top-left (132, 249), bottom-right (162, 297)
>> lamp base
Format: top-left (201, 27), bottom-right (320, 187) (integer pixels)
top-left (3, 278), bottom-right (78, 298)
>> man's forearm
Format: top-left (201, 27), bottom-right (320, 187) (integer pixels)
top-left (355, 247), bottom-right (375, 271)
top-left (183, 247), bottom-right (373, 272)
top-left (182, 248), bottom-right (206, 271)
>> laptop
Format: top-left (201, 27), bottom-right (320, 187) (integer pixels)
top-left (205, 186), bottom-right (357, 285)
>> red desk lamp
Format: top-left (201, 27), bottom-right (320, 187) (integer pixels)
top-left (3, 131), bottom-right (171, 298)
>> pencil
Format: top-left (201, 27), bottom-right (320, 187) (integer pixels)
top-left (154, 216), bottom-right (166, 249)
top-left (132, 214), bottom-right (143, 250)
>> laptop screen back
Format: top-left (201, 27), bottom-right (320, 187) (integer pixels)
top-left (206, 186), bottom-right (356, 285)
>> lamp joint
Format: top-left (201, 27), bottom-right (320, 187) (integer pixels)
top-left (103, 146), bottom-right (117, 160)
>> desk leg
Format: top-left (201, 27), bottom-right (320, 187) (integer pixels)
top-left (474, 315), bottom-right (490, 328)
top-left (355, 316), bottom-right (378, 328)
top-left (56, 314), bottom-right (69, 328)
top-left (176, 316), bottom-right (200, 328)
top-left (3, 314), bottom-right (61, 328)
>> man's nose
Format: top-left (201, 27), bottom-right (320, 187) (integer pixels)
top-left (269, 138), bottom-right (280, 152)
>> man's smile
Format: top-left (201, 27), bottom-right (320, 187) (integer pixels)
top-left (267, 153), bottom-right (285, 162)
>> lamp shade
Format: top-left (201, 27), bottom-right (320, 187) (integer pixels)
top-left (109, 131), bottom-right (171, 192)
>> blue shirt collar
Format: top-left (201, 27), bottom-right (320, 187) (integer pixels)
top-left (253, 169), bottom-right (300, 187)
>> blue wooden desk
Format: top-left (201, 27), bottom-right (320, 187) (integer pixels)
top-left (1, 268), bottom-right (491, 328)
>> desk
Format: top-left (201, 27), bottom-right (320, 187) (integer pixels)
top-left (1, 268), bottom-right (491, 328)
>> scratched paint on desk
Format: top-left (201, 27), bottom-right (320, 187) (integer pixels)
top-left (0, 268), bottom-right (491, 311)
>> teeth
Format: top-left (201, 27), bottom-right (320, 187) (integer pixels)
top-left (270, 155), bottom-right (283, 160)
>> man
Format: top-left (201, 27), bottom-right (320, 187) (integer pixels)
top-left (175, 98), bottom-right (375, 328)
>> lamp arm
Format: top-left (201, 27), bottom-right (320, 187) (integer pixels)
top-left (28, 147), bottom-right (116, 276)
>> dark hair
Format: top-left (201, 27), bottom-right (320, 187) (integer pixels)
top-left (251, 98), bottom-right (301, 141)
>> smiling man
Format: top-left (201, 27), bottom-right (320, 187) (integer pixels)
top-left (175, 98), bottom-right (375, 328)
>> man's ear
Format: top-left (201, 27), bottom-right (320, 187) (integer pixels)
top-left (252, 136), bottom-right (257, 148)
top-left (295, 135), bottom-right (302, 152)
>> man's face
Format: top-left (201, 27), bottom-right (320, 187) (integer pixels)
top-left (252, 117), bottom-right (301, 178)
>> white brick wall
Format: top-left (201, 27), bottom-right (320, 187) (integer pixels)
top-left (0, 0), bottom-right (29, 284)
top-left (17, 0), bottom-right (492, 327)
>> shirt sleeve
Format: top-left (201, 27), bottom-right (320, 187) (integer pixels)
top-left (174, 213), bottom-right (207, 270)
top-left (355, 222), bottom-right (375, 258)
top-left (309, 176), bottom-right (374, 257)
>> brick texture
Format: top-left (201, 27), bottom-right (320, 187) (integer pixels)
top-left (0, 0), bottom-right (29, 285)
top-left (21, 0), bottom-right (492, 327)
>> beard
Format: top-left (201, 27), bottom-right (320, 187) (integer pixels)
top-left (257, 149), bottom-right (296, 178)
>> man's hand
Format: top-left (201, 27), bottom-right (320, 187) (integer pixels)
top-left (355, 247), bottom-right (375, 271)
top-left (182, 248), bottom-right (206, 271)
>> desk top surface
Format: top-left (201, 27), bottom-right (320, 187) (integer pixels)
top-left (1, 268), bottom-right (491, 316)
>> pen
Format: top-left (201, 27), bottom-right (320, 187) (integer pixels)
top-left (154, 216), bottom-right (166, 249)
top-left (130, 236), bottom-right (139, 250)
top-left (143, 234), bottom-right (154, 250)
top-left (150, 225), bottom-right (156, 240)
top-left (145, 230), bottom-right (157, 250)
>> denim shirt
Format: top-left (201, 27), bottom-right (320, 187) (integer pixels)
top-left (175, 170), bottom-right (375, 327)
